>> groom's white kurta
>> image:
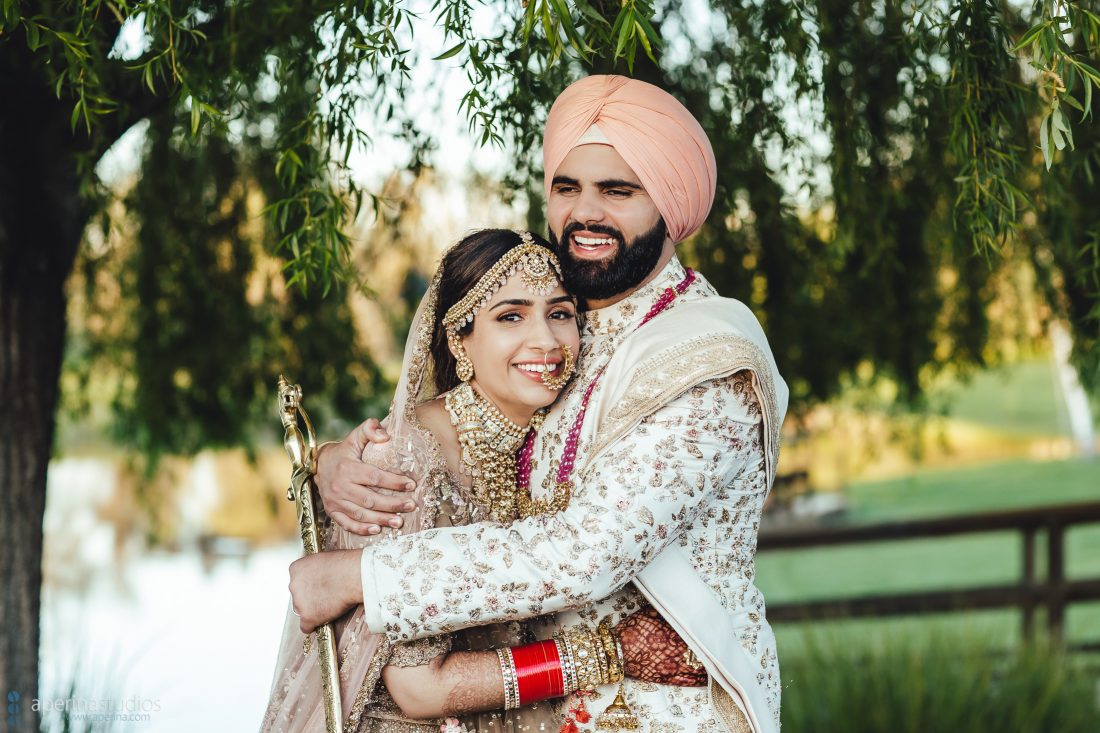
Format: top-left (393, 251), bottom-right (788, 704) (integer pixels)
top-left (361, 257), bottom-right (788, 732)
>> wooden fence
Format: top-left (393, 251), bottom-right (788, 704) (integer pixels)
top-left (757, 500), bottom-right (1100, 648)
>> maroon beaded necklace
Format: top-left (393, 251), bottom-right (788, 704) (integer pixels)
top-left (515, 268), bottom-right (697, 514)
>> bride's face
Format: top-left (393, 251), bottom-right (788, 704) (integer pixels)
top-left (459, 272), bottom-right (580, 424)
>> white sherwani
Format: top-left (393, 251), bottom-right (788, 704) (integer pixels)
top-left (361, 258), bottom-right (788, 732)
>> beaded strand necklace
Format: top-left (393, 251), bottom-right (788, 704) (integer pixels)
top-left (514, 268), bottom-right (697, 518)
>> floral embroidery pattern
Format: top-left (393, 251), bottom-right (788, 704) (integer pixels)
top-left (363, 259), bottom-right (783, 730)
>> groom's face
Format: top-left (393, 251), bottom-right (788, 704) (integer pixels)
top-left (547, 144), bottom-right (669, 302)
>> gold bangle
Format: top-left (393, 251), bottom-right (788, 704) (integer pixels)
top-left (496, 647), bottom-right (520, 710)
top-left (588, 628), bottom-right (608, 687)
top-left (597, 621), bottom-right (624, 684)
top-left (554, 637), bottom-right (579, 694)
top-left (558, 627), bottom-right (601, 690)
top-left (594, 627), bottom-right (610, 685)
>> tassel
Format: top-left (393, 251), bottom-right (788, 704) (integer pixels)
top-left (595, 685), bottom-right (639, 730)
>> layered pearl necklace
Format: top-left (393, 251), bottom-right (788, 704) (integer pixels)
top-left (445, 381), bottom-right (546, 523)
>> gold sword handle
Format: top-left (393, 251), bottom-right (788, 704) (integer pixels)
top-left (278, 375), bottom-right (316, 476)
top-left (277, 375), bottom-right (344, 733)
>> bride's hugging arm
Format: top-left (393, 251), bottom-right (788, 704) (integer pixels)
top-left (380, 647), bottom-right (506, 719)
top-left (379, 609), bottom-right (706, 720)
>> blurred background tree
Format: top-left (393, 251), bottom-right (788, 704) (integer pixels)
top-left (1, 0), bottom-right (1098, 724)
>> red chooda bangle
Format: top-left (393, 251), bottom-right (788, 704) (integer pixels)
top-left (510, 640), bottom-right (565, 705)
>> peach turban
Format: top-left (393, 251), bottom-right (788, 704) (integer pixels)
top-left (542, 75), bottom-right (717, 243)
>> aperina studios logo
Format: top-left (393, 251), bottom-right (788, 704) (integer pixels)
top-left (6, 690), bottom-right (20, 730)
top-left (5, 691), bottom-right (161, 728)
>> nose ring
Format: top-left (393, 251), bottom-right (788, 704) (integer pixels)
top-left (540, 345), bottom-right (577, 390)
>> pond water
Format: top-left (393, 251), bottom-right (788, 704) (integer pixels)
top-left (39, 458), bottom-right (299, 732)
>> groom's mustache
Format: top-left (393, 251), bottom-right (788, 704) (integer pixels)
top-left (559, 222), bottom-right (625, 252)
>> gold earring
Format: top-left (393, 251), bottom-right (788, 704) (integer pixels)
top-left (448, 330), bottom-right (474, 383)
top-left (540, 344), bottom-right (576, 390)
top-left (456, 352), bottom-right (474, 382)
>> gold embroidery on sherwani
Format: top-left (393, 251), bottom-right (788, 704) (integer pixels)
top-left (710, 681), bottom-right (754, 733)
top-left (592, 333), bottom-right (781, 486)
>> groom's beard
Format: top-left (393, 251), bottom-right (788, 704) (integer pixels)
top-left (550, 219), bottom-right (667, 302)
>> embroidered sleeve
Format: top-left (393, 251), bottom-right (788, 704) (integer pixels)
top-left (385, 634), bottom-right (453, 667)
top-left (361, 371), bottom-right (764, 641)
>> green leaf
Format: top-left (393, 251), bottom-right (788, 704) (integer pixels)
top-left (609, 6), bottom-right (627, 41)
top-left (635, 13), bottom-right (662, 50)
top-left (1077, 61), bottom-right (1100, 85)
top-left (143, 62), bottom-right (155, 94)
top-left (1052, 106), bottom-right (1070, 133)
top-left (1052, 123), bottom-right (1066, 151)
top-left (1062, 93), bottom-right (1084, 113)
top-left (576, 1), bottom-right (611, 29)
top-left (70, 97), bottom-right (83, 132)
top-left (1084, 77), bottom-right (1093, 121)
top-left (433, 41), bottom-right (464, 60)
top-left (549, 0), bottom-right (590, 57)
top-left (1011, 21), bottom-right (1046, 51)
top-left (190, 97), bottom-right (201, 135)
top-left (521, 0), bottom-right (538, 41)
top-left (635, 20), bottom-right (653, 61)
top-left (1040, 113), bottom-right (1052, 170)
top-left (541, 4), bottom-right (555, 53)
top-left (614, 9), bottom-right (634, 58)
top-left (24, 19), bottom-right (39, 49)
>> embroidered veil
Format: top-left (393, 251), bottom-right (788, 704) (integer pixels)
top-left (262, 259), bottom-right (452, 732)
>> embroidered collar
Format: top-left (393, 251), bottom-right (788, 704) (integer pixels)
top-left (581, 257), bottom-right (689, 345)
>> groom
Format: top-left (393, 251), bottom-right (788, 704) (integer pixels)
top-left (292, 75), bottom-right (789, 733)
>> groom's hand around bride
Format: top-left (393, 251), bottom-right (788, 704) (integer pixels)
top-left (316, 417), bottom-right (417, 536)
top-left (289, 549), bottom-right (363, 634)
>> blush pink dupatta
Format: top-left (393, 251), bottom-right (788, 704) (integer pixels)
top-left (261, 271), bottom-right (450, 733)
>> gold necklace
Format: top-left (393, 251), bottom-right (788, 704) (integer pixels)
top-left (444, 382), bottom-right (546, 522)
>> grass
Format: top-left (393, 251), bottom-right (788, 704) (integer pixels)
top-left (934, 359), bottom-right (1073, 438)
top-left (841, 456), bottom-right (1100, 523)
top-left (777, 358), bottom-right (1097, 492)
top-left (781, 629), bottom-right (1100, 733)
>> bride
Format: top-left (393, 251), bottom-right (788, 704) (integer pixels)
top-left (262, 229), bottom-right (702, 733)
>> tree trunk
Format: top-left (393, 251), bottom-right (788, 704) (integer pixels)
top-left (0, 254), bottom-right (72, 732)
top-left (1, 38), bottom-right (86, 733)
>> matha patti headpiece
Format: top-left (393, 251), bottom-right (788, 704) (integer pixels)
top-left (443, 232), bottom-right (564, 331)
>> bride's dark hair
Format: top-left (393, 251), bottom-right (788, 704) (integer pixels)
top-left (430, 229), bottom-right (556, 395)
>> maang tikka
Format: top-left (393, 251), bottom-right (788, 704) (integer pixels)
top-left (442, 234), bottom-right (563, 331)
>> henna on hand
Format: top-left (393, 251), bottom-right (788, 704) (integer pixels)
top-left (440, 651), bottom-right (506, 716)
top-left (614, 607), bottom-right (708, 686)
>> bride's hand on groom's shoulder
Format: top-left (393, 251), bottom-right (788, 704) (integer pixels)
top-left (316, 418), bottom-right (418, 536)
top-left (288, 549), bottom-right (363, 634)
